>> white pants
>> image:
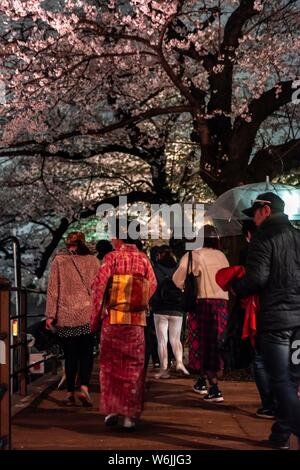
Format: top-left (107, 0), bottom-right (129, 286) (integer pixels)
top-left (154, 314), bottom-right (183, 370)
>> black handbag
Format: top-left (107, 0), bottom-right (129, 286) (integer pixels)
top-left (183, 251), bottom-right (198, 312)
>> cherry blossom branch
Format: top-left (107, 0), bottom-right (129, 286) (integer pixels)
top-left (156, 13), bottom-right (196, 105)
top-left (35, 217), bottom-right (70, 278)
top-left (0, 105), bottom-right (191, 150)
top-left (247, 138), bottom-right (300, 182)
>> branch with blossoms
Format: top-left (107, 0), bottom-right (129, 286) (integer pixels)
top-left (247, 138), bottom-right (300, 182)
top-left (0, 0), bottom-right (299, 199)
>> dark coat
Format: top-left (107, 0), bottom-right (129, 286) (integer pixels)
top-left (232, 214), bottom-right (300, 332)
top-left (150, 263), bottom-right (184, 314)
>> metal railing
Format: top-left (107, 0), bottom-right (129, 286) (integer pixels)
top-left (0, 284), bottom-right (62, 450)
top-left (0, 237), bottom-right (62, 450)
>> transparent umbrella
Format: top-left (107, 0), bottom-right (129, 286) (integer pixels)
top-left (183, 204), bottom-right (242, 237)
top-left (201, 215), bottom-right (242, 237)
top-left (207, 177), bottom-right (300, 221)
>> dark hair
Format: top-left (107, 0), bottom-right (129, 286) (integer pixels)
top-left (149, 246), bottom-right (160, 264)
top-left (135, 239), bottom-right (145, 252)
top-left (96, 240), bottom-right (113, 260)
top-left (72, 240), bottom-right (91, 256)
top-left (169, 237), bottom-right (186, 261)
top-left (157, 245), bottom-right (177, 268)
top-left (202, 225), bottom-right (221, 250)
top-left (241, 220), bottom-right (257, 237)
top-left (203, 237), bottom-right (221, 250)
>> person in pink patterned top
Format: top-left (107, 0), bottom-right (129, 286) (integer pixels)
top-left (91, 223), bottom-right (157, 431)
top-left (46, 232), bottom-right (100, 407)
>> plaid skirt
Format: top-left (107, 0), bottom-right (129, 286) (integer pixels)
top-left (99, 316), bottom-right (145, 418)
top-left (188, 299), bottom-right (229, 373)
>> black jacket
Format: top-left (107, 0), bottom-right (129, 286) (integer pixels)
top-left (232, 214), bottom-right (300, 332)
top-left (150, 263), bottom-right (184, 314)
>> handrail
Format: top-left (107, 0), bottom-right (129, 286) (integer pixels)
top-left (0, 236), bottom-right (22, 290)
top-left (0, 283), bottom-right (62, 450)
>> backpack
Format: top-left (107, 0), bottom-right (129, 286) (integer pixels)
top-left (156, 265), bottom-right (185, 307)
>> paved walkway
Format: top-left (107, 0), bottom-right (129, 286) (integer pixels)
top-left (12, 368), bottom-right (298, 450)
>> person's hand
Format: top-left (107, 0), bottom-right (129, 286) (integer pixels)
top-left (46, 318), bottom-right (54, 330)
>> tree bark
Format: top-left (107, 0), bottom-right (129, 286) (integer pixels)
top-left (35, 217), bottom-right (70, 279)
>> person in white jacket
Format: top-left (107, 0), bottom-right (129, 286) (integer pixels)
top-left (173, 225), bottom-right (229, 403)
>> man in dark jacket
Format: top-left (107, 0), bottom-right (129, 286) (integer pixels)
top-left (232, 192), bottom-right (300, 450)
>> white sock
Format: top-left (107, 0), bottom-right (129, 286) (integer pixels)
top-left (123, 416), bottom-right (134, 428)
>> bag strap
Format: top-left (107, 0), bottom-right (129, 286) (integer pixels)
top-left (185, 251), bottom-right (193, 280)
top-left (69, 255), bottom-right (92, 297)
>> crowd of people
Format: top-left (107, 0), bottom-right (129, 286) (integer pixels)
top-left (45, 192), bottom-right (300, 449)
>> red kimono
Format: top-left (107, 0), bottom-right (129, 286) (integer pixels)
top-left (91, 244), bottom-right (157, 418)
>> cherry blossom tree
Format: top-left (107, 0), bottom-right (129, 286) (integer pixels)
top-left (0, 130), bottom-right (212, 283)
top-left (0, 0), bottom-right (300, 283)
top-left (0, 0), bottom-right (299, 196)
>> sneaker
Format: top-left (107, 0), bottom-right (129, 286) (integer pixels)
top-left (268, 436), bottom-right (290, 450)
top-left (203, 386), bottom-right (224, 403)
top-left (193, 378), bottom-right (208, 395)
top-left (154, 369), bottom-right (170, 379)
top-left (255, 408), bottom-right (276, 419)
top-left (122, 416), bottom-right (136, 432)
top-left (105, 414), bottom-right (119, 427)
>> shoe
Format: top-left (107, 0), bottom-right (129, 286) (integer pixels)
top-left (255, 408), bottom-right (276, 419)
top-left (176, 364), bottom-right (190, 376)
top-left (77, 390), bottom-right (93, 407)
top-left (153, 363), bottom-right (160, 369)
top-left (61, 395), bottom-right (76, 406)
top-left (122, 416), bottom-right (135, 432)
top-left (268, 436), bottom-right (290, 450)
top-left (154, 369), bottom-right (170, 379)
top-left (193, 377), bottom-right (208, 395)
top-left (203, 386), bottom-right (224, 403)
top-left (105, 414), bottom-right (119, 427)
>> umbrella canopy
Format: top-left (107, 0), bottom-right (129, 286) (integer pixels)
top-left (198, 214), bottom-right (242, 237)
top-left (207, 178), bottom-right (300, 221)
top-left (180, 203), bottom-right (242, 237)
